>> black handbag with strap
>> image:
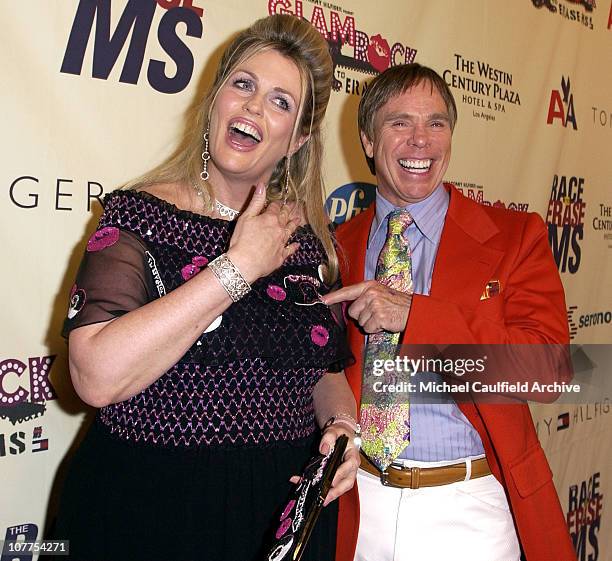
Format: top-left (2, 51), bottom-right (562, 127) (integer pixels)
top-left (265, 435), bottom-right (348, 561)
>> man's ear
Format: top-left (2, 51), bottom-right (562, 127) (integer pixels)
top-left (360, 131), bottom-right (374, 158)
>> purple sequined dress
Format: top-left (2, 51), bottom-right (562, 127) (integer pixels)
top-left (53, 190), bottom-right (351, 561)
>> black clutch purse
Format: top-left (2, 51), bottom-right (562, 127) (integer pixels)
top-left (265, 435), bottom-right (348, 561)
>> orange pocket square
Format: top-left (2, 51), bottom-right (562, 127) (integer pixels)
top-left (480, 280), bottom-right (502, 300)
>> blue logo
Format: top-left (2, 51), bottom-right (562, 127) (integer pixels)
top-left (326, 183), bottom-right (376, 224)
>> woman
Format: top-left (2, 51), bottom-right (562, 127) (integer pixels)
top-left (54, 14), bottom-right (360, 561)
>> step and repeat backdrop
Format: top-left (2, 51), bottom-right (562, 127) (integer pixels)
top-left (1, 1), bottom-right (611, 559)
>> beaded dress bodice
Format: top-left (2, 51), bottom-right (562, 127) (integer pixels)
top-left (65, 191), bottom-right (350, 449)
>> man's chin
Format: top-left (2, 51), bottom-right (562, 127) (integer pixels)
top-left (389, 183), bottom-right (439, 205)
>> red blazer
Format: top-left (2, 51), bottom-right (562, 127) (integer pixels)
top-left (335, 185), bottom-right (576, 561)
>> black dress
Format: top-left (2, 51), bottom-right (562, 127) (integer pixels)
top-left (52, 190), bottom-right (351, 561)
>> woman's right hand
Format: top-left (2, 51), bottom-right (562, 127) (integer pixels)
top-left (227, 183), bottom-right (301, 283)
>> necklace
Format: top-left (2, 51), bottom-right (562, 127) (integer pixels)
top-left (193, 184), bottom-right (241, 221)
top-left (215, 199), bottom-right (241, 220)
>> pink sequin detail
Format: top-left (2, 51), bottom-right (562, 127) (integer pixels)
top-left (275, 517), bottom-right (292, 539)
top-left (181, 264), bottom-right (198, 281)
top-left (310, 325), bottom-right (329, 347)
top-left (181, 256), bottom-right (209, 280)
top-left (87, 227), bottom-right (120, 252)
top-left (280, 499), bottom-right (296, 521)
top-left (267, 284), bottom-right (287, 301)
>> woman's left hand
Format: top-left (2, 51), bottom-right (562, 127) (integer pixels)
top-left (319, 423), bottom-right (360, 506)
top-left (290, 423), bottom-right (360, 506)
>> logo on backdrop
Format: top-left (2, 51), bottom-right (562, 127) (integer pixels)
top-left (546, 175), bottom-right (586, 273)
top-left (1, 523), bottom-right (39, 561)
top-left (0, 356), bottom-right (57, 425)
top-left (0, 356), bottom-right (56, 459)
top-left (593, 202), bottom-right (612, 249)
top-left (531, 0), bottom-right (596, 30)
top-left (568, 306), bottom-right (612, 340)
top-left (268, 0), bottom-right (418, 96)
top-left (0, 425), bottom-right (49, 459)
top-left (567, 472), bottom-right (603, 561)
top-left (443, 53), bottom-right (521, 124)
top-left (535, 411), bottom-right (573, 438)
top-left (568, 305), bottom-right (579, 339)
top-left (535, 399), bottom-right (610, 440)
top-left (325, 183), bottom-right (376, 224)
top-left (7, 176), bottom-right (105, 212)
top-left (450, 181), bottom-right (529, 211)
top-left (61, 0), bottom-right (205, 94)
top-left (592, 105), bottom-right (612, 130)
top-left (547, 76), bottom-right (578, 129)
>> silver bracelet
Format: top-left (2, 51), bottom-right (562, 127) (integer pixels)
top-left (323, 414), bottom-right (362, 449)
top-left (208, 253), bottom-right (251, 302)
top-left (334, 412), bottom-right (360, 427)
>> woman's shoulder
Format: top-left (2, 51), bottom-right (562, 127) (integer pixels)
top-left (136, 183), bottom-right (194, 211)
top-left (100, 185), bottom-right (185, 232)
top-left (102, 184), bottom-right (201, 219)
top-left (99, 185), bottom-right (231, 246)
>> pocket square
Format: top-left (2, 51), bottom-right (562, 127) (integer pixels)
top-left (480, 280), bottom-right (502, 300)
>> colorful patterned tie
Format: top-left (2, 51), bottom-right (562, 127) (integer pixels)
top-left (360, 209), bottom-right (414, 471)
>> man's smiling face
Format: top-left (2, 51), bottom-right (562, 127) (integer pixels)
top-left (361, 81), bottom-right (453, 206)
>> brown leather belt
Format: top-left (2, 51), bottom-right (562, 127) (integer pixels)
top-left (360, 451), bottom-right (491, 489)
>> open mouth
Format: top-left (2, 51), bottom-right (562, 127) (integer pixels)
top-left (228, 120), bottom-right (262, 145)
top-left (399, 158), bottom-right (432, 173)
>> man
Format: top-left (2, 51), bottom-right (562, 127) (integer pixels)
top-left (324, 64), bottom-right (576, 561)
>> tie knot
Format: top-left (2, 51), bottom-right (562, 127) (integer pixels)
top-left (387, 209), bottom-right (413, 236)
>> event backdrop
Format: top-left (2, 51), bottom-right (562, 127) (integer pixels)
top-left (1, 1), bottom-right (611, 559)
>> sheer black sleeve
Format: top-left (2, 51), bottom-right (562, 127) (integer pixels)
top-left (63, 227), bottom-right (154, 337)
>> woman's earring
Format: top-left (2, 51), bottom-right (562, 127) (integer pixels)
top-left (283, 155), bottom-right (291, 204)
top-left (200, 126), bottom-right (210, 182)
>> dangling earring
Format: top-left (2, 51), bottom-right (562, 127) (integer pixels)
top-left (283, 154), bottom-right (291, 205)
top-left (200, 126), bottom-right (210, 182)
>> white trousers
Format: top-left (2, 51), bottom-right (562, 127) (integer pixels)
top-left (354, 459), bottom-right (521, 561)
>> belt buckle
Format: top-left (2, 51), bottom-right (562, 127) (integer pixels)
top-left (380, 464), bottom-right (412, 488)
top-left (380, 469), bottom-right (392, 486)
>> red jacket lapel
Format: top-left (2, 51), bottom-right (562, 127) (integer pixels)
top-left (408, 184), bottom-right (504, 339)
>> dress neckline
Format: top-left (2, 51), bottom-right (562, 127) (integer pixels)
top-left (112, 189), bottom-right (232, 225)
top-left (106, 189), bottom-right (315, 235)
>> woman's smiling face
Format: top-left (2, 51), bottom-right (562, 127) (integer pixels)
top-left (207, 49), bottom-right (305, 187)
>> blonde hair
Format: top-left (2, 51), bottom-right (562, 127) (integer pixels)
top-left (125, 14), bottom-right (338, 282)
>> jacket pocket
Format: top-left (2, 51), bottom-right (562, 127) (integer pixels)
top-left (509, 443), bottom-right (553, 498)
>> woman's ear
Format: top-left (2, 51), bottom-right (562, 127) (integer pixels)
top-left (289, 134), bottom-right (309, 155)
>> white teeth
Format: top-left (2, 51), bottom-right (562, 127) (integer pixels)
top-left (399, 158), bottom-right (432, 170)
top-left (230, 121), bottom-right (261, 142)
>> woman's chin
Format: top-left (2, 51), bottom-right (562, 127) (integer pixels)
top-left (212, 159), bottom-right (275, 187)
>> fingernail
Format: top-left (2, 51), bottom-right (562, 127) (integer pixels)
top-left (256, 183), bottom-right (265, 195)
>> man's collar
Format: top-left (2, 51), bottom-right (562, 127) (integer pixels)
top-left (368, 184), bottom-right (449, 248)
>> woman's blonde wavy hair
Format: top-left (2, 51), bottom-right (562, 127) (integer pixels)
top-left (124, 14), bottom-right (338, 283)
